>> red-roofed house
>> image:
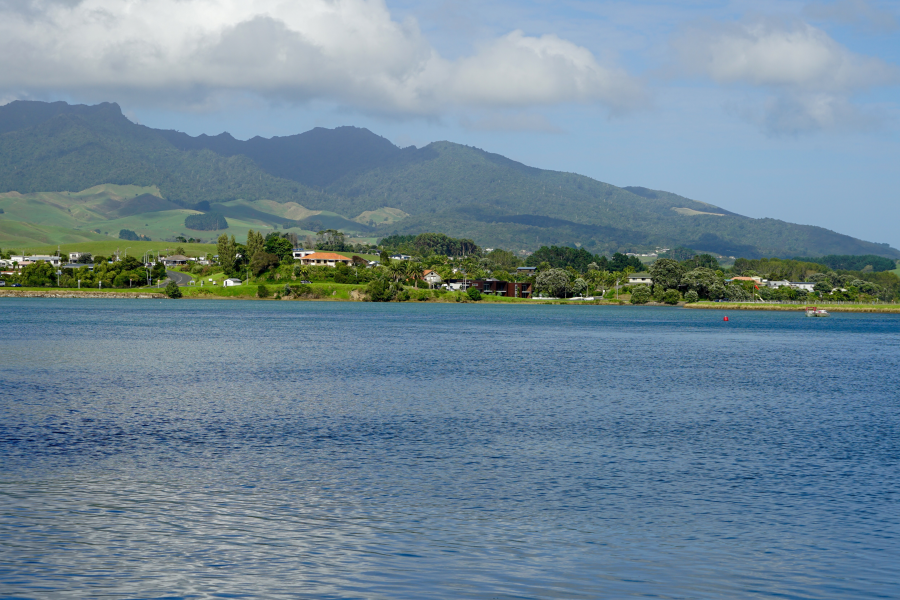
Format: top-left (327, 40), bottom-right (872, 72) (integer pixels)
top-left (299, 252), bottom-right (353, 267)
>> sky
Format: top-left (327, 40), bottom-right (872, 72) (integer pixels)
top-left (1, 0), bottom-right (898, 250)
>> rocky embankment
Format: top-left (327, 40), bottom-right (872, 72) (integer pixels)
top-left (0, 290), bottom-right (166, 299)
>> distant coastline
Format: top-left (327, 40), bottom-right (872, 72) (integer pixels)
top-left (4, 288), bottom-right (900, 313)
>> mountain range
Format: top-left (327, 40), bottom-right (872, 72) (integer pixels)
top-left (0, 100), bottom-right (897, 259)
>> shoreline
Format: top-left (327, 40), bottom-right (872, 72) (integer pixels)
top-left (3, 289), bottom-right (899, 313)
top-left (684, 302), bottom-right (900, 314)
top-left (0, 289), bottom-right (166, 299)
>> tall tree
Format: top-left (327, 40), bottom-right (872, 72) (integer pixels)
top-left (649, 259), bottom-right (685, 290)
top-left (217, 233), bottom-right (237, 276)
top-left (246, 230), bottom-right (264, 263)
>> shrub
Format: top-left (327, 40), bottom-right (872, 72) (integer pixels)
top-left (251, 252), bottom-right (280, 276)
top-left (662, 289), bottom-right (681, 305)
top-left (164, 281), bottom-right (182, 299)
top-left (684, 290), bottom-right (699, 303)
top-left (257, 284), bottom-right (271, 298)
top-left (467, 287), bottom-right (482, 301)
top-left (366, 278), bottom-right (393, 302)
top-left (630, 285), bottom-right (651, 304)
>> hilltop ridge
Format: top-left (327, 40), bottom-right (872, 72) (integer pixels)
top-left (0, 100), bottom-right (896, 258)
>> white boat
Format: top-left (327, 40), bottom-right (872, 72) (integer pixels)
top-left (805, 306), bottom-right (830, 317)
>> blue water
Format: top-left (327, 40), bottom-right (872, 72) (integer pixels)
top-left (1, 299), bottom-right (898, 599)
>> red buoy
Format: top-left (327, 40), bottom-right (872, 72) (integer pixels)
top-left (724, 316), bottom-right (729, 321)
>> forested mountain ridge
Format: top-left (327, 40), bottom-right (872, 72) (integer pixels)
top-left (0, 100), bottom-right (896, 259)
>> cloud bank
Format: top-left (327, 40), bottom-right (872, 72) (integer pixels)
top-left (672, 16), bottom-right (899, 134)
top-left (0, 0), bottom-right (642, 117)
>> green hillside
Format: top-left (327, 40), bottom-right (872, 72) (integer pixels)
top-left (0, 186), bottom-right (328, 247)
top-left (0, 220), bottom-right (110, 248)
top-left (0, 100), bottom-right (897, 259)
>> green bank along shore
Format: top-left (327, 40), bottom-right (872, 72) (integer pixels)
top-left (3, 287), bottom-right (899, 313)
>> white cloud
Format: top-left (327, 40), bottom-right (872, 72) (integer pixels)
top-left (0, 0), bottom-right (642, 119)
top-left (673, 17), bottom-right (897, 91)
top-left (671, 17), bottom-right (900, 134)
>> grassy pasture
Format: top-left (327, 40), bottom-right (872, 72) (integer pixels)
top-left (0, 220), bottom-right (110, 248)
top-left (13, 240), bottom-right (217, 258)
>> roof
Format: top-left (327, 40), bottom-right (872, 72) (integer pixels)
top-left (629, 272), bottom-right (651, 278)
top-left (164, 254), bottom-right (189, 261)
top-left (301, 252), bottom-right (352, 260)
top-left (517, 266), bottom-right (536, 270)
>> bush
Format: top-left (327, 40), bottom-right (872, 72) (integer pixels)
top-left (366, 278), bottom-right (393, 302)
top-left (684, 290), bottom-right (699, 303)
top-left (257, 284), bottom-right (271, 298)
top-left (662, 289), bottom-right (681, 305)
top-left (251, 251), bottom-right (280, 276)
top-left (630, 285), bottom-right (651, 304)
top-left (467, 287), bottom-right (482, 301)
top-left (164, 281), bottom-right (182, 299)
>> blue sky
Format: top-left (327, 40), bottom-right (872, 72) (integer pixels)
top-left (2, 0), bottom-right (898, 250)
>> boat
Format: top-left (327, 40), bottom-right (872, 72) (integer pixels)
top-left (805, 306), bottom-right (830, 317)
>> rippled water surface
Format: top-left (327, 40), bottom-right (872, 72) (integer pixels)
top-left (1, 299), bottom-right (899, 599)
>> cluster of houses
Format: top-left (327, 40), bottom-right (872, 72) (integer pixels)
top-left (626, 272), bottom-right (816, 292)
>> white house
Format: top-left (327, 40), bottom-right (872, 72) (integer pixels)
top-left (10, 255), bottom-right (61, 267)
top-left (423, 269), bottom-right (442, 287)
top-left (627, 273), bottom-right (653, 285)
top-left (390, 254), bottom-right (412, 261)
top-left (790, 282), bottom-right (816, 292)
top-left (223, 278), bottom-right (243, 287)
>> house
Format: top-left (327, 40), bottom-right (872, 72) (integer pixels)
top-left (162, 254), bottom-right (189, 266)
top-left (790, 282), bottom-right (816, 292)
top-left (517, 266), bottom-right (537, 276)
top-left (68, 252), bottom-right (85, 262)
top-left (12, 254), bottom-right (62, 267)
top-left (223, 278), bottom-right (243, 287)
top-left (730, 276), bottom-right (763, 284)
top-left (628, 272), bottom-right (653, 285)
top-left (423, 269), bottom-right (442, 287)
top-left (292, 249), bottom-right (316, 260)
top-left (390, 254), bottom-right (412, 261)
top-left (445, 279), bottom-right (533, 298)
top-left (299, 252), bottom-right (353, 267)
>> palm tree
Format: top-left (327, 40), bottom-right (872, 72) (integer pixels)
top-left (386, 260), bottom-right (406, 282)
top-left (403, 260), bottom-right (420, 282)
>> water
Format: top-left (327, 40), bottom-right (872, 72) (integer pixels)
top-left (1, 299), bottom-right (898, 599)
